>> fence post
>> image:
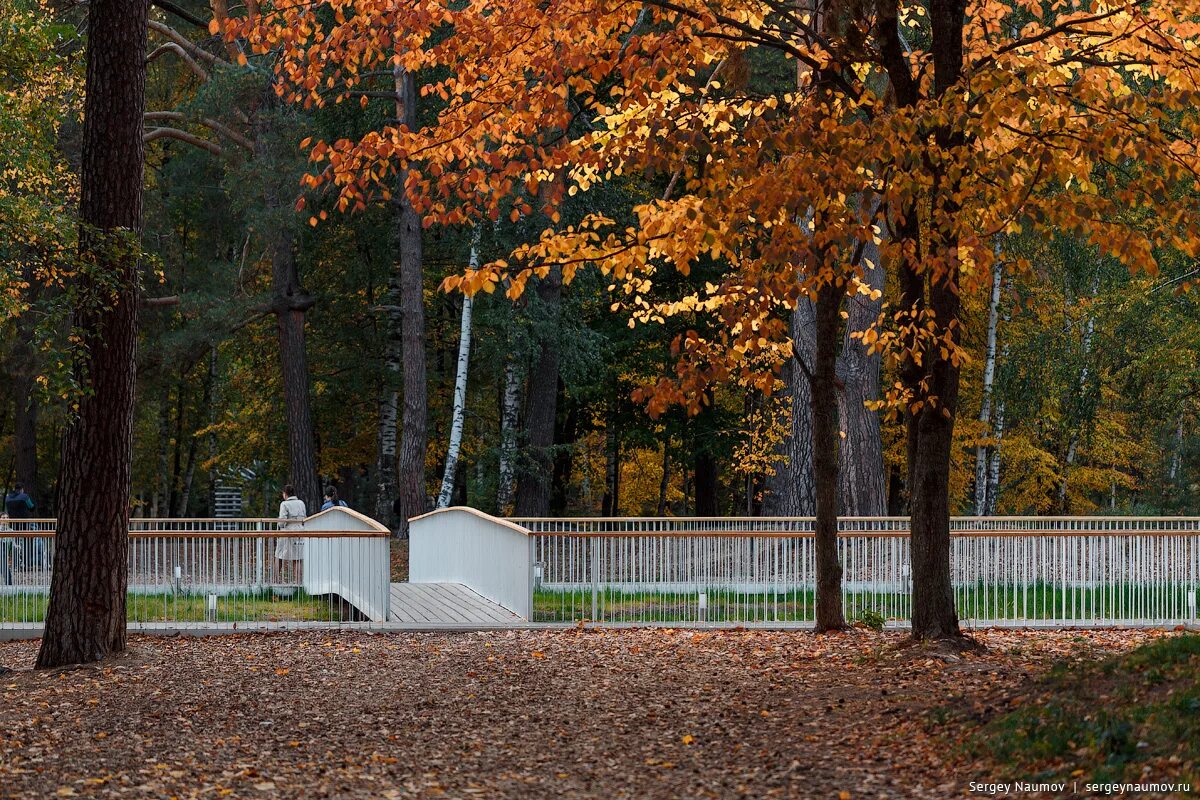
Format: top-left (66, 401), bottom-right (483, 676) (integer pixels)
top-left (590, 537), bottom-right (600, 622)
top-left (255, 521), bottom-right (265, 589)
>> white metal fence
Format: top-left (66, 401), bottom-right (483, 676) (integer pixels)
top-left (512, 517), bottom-right (1200, 627)
top-left (1, 508), bottom-right (391, 630)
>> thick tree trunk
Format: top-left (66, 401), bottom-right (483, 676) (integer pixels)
top-left (1057, 271), bottom-right (1099, 512)
top-left (496, 358), bottom-right (521, 514)
top-left (904, 265), bottom-right (964, 641)
top-left (271, 226), bottom-right (321, 512)
top-left (436, 281), bottom-right (474, 508)
top-left (763, 305), bottom-right (816, 515)
top-left (812, 279), bottom-right (847, 631)
top-left (393, 67), bottom-right (427, 535)
top-left (514, 267), bottom-right (562, 517)
top-left (38, 0), bottom-right (149, 668)
top-left (835, 232), bottom-right (886, 517)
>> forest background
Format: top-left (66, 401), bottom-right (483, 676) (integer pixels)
top-left (2, 0), bottom-right (1198, 535)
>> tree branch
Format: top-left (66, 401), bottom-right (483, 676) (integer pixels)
top-left (147, 42), bottom-right (209, 81)
top-left (145, 112), bottom-right (254, 151)
top-left (143, 127), bottom-right (224, 156)
top-left (147, 19), bottom-right (226, 66)
top-left (151, 0), bottom-right (209, 28)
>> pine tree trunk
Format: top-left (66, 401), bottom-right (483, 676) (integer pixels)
top-left (812, 279), bottom-right (847, 631)
top-left (393, 67), bottom-right (427, 535)
top-left (514, 267), bottom-right (562, 517)
top-left (657, 443), bottom-right (670, 515)
top-left (271, 226), bottom-right (321, 511)
top-left (37, 0), bottom-right (149, 668)
top-left (550, 388), bottom-right (577, 515)
top-left (763, 305), bottom-right (816, 515)
top-left (835, 231), bottom-right (886, 517)
top-left (154, 385), bottom-right (170, 517)
top-left (436, 276), bottom-right (474, 508)
top-left (602, 412), bottom-right (620, 516)
top-left (496, 358), bottom-right (521, 514)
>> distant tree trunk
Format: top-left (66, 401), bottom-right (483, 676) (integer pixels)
top-left (812, 277), bottom-right (848, 631)
top-left (496, 358), bottom-right (521, 514)
top-left (657, 442), bottom-right (670, 515)
top-left (835, 230), bottom-right (886, 517)
top-left (985, 396), bottom-right (1005, 515)
top-left (375, 270), bottom-right (401, 527)
top-left (205, 347), bottom-right (218, 515)
top-left (38, 0), bottom-right (149, 668)
top-left (693, 449), bottom-right (718, 516)
top-left (393, 66), bottom-right (427, 535)
top-left (11, 310), bottom-right (40, 505)
top-left (602, 412), bottom-right (620, 516)
top-left (972, 253), bottom-right (1003, 515)
top-left (763, 304), bottom-right (816, 516)
top-left (1057, 270), bottom-right (1099, 513)
top-left (550, 385), bottom-right (577, 515)
top-left (514, 266), bottom-right (562, 517)
top-left (436, 252), bottom-right (475, 509)
top-left (1168, 416), bottom-right (1184, 483)
top-left (153, 385), bottom-right (170, 517)
top-left (271, 224), bottom-right (320, 512)
top-left (169, 378), bottom-right (185, 516)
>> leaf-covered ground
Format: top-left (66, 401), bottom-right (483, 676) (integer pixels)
top-left (0, 629), bottom-right (1185, 799)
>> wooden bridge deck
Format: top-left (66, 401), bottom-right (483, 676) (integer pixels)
top-left (389, 582), bottom-right (524, 625)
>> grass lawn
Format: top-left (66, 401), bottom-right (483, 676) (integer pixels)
top-left (963, 633), bottom-right (1199, 791)
top-left (0, 590), bottom-right (340, 624)
top-left (532, 582), bottom-right (1200, 624)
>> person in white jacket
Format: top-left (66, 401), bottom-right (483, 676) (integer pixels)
top-left (276, 485), bottom-right (306, 577)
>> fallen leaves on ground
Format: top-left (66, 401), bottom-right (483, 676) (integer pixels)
top-left (0, 628), bottom-right (1176, 799)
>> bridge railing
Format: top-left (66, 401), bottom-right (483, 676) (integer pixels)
top-left (0, 507), bottom-right (391, 629)
top-left (511, 516), bottom-right (1200, 627)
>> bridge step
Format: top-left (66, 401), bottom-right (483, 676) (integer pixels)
top-left (389, 582), bottom-right (524, 625)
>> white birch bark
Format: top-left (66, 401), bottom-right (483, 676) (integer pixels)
top-left (436, 238), bottom-right (479, 508)
top-left (973, 252), bottom-right (1004, 515)
top-left (1057, 270), bottom-right (1100, 509)
top-left (496, 357), bottom-right (522, 513)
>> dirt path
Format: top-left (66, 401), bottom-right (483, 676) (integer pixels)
top-left (0, 629), bottom-right (1166, 799)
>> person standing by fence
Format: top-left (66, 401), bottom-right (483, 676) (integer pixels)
top-left (320, 486), bottom-right (348, 511)
top-left (276, 484), bottom-right (306, 589)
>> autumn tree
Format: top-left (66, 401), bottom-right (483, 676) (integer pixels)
top-left (37, 0), bottom-right (151, 668)
top-left (223, 0), bottom-right (1200, 642)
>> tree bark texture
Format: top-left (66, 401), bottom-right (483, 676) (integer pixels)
top-left (436, 288), bottom-right (473, 509)
top-left (835, 233), bottom-right (887, 517)
top-left (763, 304), bottom-right (816, 515)
top-left (394, 67), bottom-right (427, 535)
top-left (271, 226), bottom-right (321, 512)
top-left (38, 0), bottom-right (150, 668)
top-left (375, 270), bottom-right (401, 527)
top-left (812, 279), bottom-right (847, 631)
top-left (972, 252), bottom-right (1003, 515)
top-left (514, 267), bottom-right (562, 517)
top-left (496, 358), bottom-right (521, 514)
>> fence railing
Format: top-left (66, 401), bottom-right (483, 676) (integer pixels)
top-left (1, 508), bottom-right (391, 629)
top-left (510, 516), bottom-right (1200, 627)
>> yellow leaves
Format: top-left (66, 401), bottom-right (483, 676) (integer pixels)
top-left (681, 734), bottom-right (696, 745)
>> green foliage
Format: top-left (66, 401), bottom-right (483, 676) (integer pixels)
top-left (970, 635), bottom-right (1200, 786)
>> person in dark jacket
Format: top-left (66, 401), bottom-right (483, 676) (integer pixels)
top-left (4, 483), bottom-right (41, 570)
top-left (4, 483), bottom-right (34, 519)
